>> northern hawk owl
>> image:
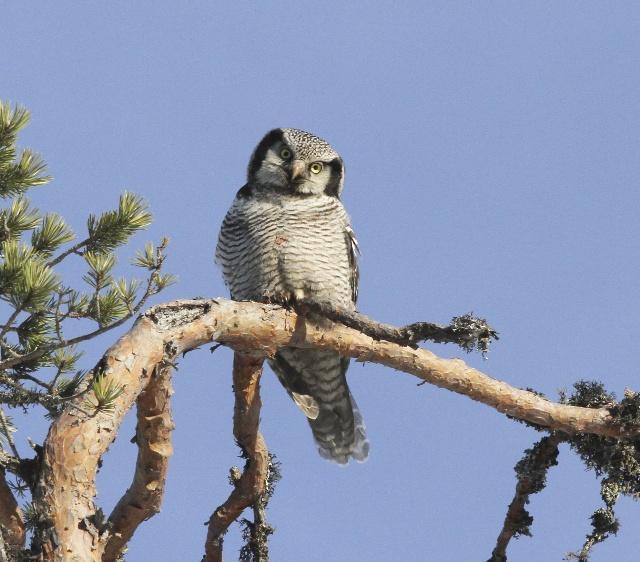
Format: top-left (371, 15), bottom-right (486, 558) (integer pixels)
top-left (216, 128), bottom-right (369, 464)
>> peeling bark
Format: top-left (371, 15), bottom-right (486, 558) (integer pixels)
top-left (159, 298), bottom-right (636, 439)
top-left (0, 468), bottom-right (24, 547)
top-left (103, 362), bottom-right (174, 561)
top-left (203, 352), bottom-right (268, 562)
top-left (33, 316), bottom-right (167, 561)
top-left (29, 298), bottom-right (639, 560)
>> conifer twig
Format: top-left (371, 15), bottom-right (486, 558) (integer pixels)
top-left (0, 408), bottom-right (19, 460)
top-left (0, 267), bottom-right (162, 371)
top-left (46, 238), bottom-right (90, 268)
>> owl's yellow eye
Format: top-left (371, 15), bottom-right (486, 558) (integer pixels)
top-left (280, 147), bottom-right (292, 159)
top-left (310, 162), bottom-right (323, 174)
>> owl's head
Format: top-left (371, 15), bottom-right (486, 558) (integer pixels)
top-left (247, 128), bottom-right (345, 197)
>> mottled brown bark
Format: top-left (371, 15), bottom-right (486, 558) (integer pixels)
top-left (30, 298), bottom-right (638, 561)
top-left (203, 352), bottom-right (268, 562)
top-left (0, 468), bottom-right (24, 547)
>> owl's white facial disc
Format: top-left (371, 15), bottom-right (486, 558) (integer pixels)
top-left (247, 128), bottom-right (345, 197)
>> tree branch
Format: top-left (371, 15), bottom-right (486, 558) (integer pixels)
top-left (103, 361), bottom-right (175, 561)
top-left (28, 297), bottom-right (640, 560)
top-left (296, 300), bottom-right (498, 353)
top-left (46, 237), bottom-right (90, 268)
top-left (0, 407), bottom-right (20, 461)
top-left (154, 298), bottom-right (634, 439)
top-left (489, 433), bottom-right (564, 561)
top-left (240, 452), bottom-right (279, 562)
top-left (32, 315), bottom-right (168, 561)
top-left (0, 468), bottom-right (24, 547)
top-left (203, 352), bottom-right (269, 562)
top-left (0, 307), bottom-right (23, 345)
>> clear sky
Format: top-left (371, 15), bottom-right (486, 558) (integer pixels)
top-left (3, 2), bottom-right (640, 561)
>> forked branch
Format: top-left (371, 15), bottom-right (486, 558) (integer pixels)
top-left (30, 298), bottom-right (640, 561)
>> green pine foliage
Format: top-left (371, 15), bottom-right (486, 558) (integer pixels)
top-left (31, 213), bottom-right (74, 256)
top-left (0, 100), bottom-right (174, 458)
top-left (84, 374), bottom-right (125, 414)
top-left (0, 104), bottom-right (50, 198)
top-left (86, 192), bottom-right (153, 254)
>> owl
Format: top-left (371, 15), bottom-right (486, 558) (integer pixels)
top-left (216, 128), bottom-right (369, 464)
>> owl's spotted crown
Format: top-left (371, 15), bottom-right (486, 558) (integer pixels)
top-left (280, 128), bottom-right (338, 161)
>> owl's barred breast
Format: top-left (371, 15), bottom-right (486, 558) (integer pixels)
top-left (217, 192), bottom-right (354, 308)
top-left (217, 127), bottom-right (368, 464)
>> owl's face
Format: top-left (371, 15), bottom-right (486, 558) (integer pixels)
top-left (247, 128), bottom-right (344, 197)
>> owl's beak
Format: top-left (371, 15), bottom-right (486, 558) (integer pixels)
top-left (290, 160), bottom-right (306, 181)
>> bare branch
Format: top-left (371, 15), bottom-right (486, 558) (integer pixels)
top-left (489, 433), bottom-right (564, 561)
top-left (46, 237), bottom-right (90, 268)
top-left (296, 300), bottom-right (498, 353)
top-left (0, 308), bottom-right (23, 345)
top-left (146, 298), bottom-right (636, 439)
top-left (14, 372), bottom-right (51, 391)
top-left (0, 408), bottom-right (19, 461)
top-left (203, 352), bottom-right (269, 562)
top-left (103, 361), bottom-right (174, 561)
top-left (53, 289), bottom-right (68, 343)
top-left (146, 299), bottom-right (640, 440)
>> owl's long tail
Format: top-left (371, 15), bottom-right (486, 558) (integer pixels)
top-left (269, 348), bottom-right (369, 464)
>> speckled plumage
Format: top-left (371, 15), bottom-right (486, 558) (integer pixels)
top-left (216, 128), bottom-right (368, 463)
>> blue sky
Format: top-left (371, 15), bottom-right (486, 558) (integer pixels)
top-left (3, 2), bottom-right (640, 560)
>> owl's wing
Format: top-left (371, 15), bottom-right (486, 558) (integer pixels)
top-left (345, 225), bottom-right (360, 304)
top-left (215, 188), bottom-right (250, 297)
